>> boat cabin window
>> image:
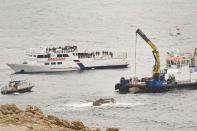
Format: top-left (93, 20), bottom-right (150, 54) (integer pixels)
top-left (44, 62), bottom-right (50, 65)
top-left (63, 54), bottom-right (69, 57)
top-left (167, 59), bottom-right (191, 68)
top-left (57, 62), bottom-right (62, 65)
top-left (37, 55), bottom-right (49, 58)
top-left (170, 61), bottom-right (175, 65)
top-left (177, 61), bottom-right (181, 68)
top-left (37, 55), bottom-right (44, 58)
top-left (57, 54), bottom-right (69, 57)
top-left (57, 54), bottom-right (63, 57)
top-left (45, 55), bottom-right (50, 58)
top-left (51, 62), bottom-right (56, 65)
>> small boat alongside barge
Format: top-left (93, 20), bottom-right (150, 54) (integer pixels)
top-left (162, 48), bottom-right (197, 82)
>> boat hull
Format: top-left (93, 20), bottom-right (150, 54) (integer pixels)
top-left (7, 60), bottom-right (129, 73)
top-left (84, 64), bottom-right (129, 70)
top-left (7, 63), bottom-right (80, 73)
top-left (1, 86), bottom-right (33, 94)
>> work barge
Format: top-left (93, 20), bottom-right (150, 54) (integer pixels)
top-left (115, 77), bottom-right (197, 93)
top-left (115, 28), bottom-right (197, 94)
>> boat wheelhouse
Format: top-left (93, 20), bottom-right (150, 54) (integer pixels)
top-left (163, 48), bottom-right (197, 82)
top-left (166, 50), bottom-right (191, 69)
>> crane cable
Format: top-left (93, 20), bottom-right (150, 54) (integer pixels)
top-left (134, 32), bottom-right (137, 79)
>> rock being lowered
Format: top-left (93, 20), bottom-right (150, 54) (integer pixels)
top-left (93, 98), bottom-right (116, 106)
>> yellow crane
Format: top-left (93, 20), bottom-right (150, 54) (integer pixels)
top-left (136, 28), bottom-right (160, 80)
top-left (115, 28), bottom-right (167, 93)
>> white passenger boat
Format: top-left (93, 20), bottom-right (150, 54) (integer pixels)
top-left (7, 46), bottom-right (129, 73)
top-left (162, 48), bottom-right (197, 82)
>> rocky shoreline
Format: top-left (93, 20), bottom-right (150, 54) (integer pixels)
top-left (0, 104), bottom-right (118, 131)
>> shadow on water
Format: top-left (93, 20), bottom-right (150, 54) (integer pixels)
top-left (12, 67), bottom-right (129, 76)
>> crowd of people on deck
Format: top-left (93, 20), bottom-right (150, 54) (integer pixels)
top-left (74, 51), bottom-right (113, 59)
top-left (45, 45), bottom-right (114, 59)
top-left (46, 45), bottom-right (77, 53)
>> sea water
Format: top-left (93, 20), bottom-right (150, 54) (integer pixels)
top-left (0, 0), bottom-right (197, 130)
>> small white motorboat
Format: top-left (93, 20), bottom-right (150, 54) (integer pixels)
top-left (1, 80), bottom-right (34, 94)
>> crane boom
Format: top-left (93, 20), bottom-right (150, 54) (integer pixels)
top-left (114, 28), bottom-right (166, 93)
top-left (136, 29), bottom-right (160, 78)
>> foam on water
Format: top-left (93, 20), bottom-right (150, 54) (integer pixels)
top-left (64, 102), bottom-right (93, 108)
top-left (13, 92), bottom-right (20, 95)
top-left (54, 101), bottom-right (146, 111)
top-left (114, 101), bottom-right (144, 107)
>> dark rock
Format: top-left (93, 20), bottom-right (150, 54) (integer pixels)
top-left (93, 98), bottom-right (116, 106)
top-left (106, 128), bottom-right (119, 131)
top-left (71, 120), bottom-right (86, 130)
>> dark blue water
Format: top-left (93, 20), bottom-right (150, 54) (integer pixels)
top-left (0, 0), bottom-right (197, 130)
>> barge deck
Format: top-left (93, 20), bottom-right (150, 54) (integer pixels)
top-left (115, 78), bottom-right (197, 94)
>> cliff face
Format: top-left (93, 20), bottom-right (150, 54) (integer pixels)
top-left (0, 104), bottom-right (90, 131)
top-left (0, 104), bottom-right (118, 131)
